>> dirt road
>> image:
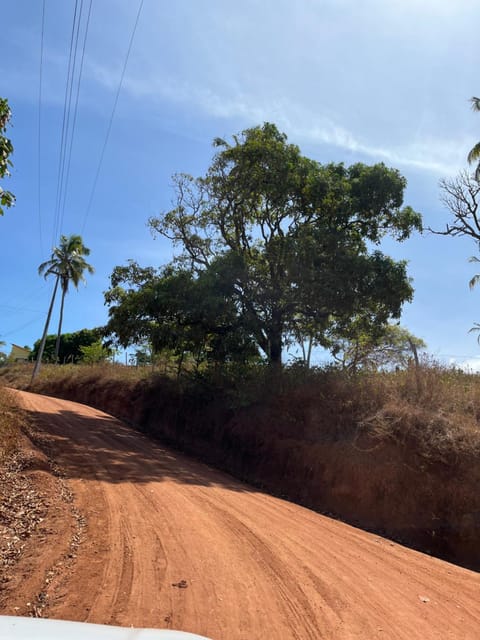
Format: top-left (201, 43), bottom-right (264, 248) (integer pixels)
top-left (7, 389), bottom-right (480, 639)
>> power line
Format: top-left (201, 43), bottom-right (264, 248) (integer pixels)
top-left (1, 283), bottom-right (48, 310)
top-left (38, 0), bottom-right (46, 259)
top-left (58, 0), bottom-right (93, 236)
top-left (52, 0), bottom-right (81, 247)
top-left (1, 314), bottom-right (47, 339)
top-left (58, 0), bottom-right (83, 235)
top-left (0, 304), bottom-right (45, 314)
top-left (81, 0), bottom-right (145, 234)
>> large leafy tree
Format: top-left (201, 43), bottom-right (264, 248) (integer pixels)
top-left (146, 123), bottom-right (421, 365)
top-left (32, 235), bottom-right (94, 379)
top-left (0, 98), bottom-right (15, 216)
top-left (468, 96), bottom-right (480, 182)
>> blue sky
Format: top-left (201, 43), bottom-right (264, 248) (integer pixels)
top-left (1, 0), bottom-right (480, 367)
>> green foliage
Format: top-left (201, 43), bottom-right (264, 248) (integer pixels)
top-left (39, 235), bottom-right (94, 290)
top-left (0, 98), bottom-right (15, 215)
top-left (79, 340), bottom-right (111, 364)
top-left (104, 259), bottom-right (260, 369)
top-left (329, 322), bottom-right (426, 372)
top-left (36, 234), bottom-right (94, 366)
top-left (468, 96), bottom-right (480, 182)
top-left (145, 123), bottom-right (421, 364)
top-left (31, 328), bottom-right (104, 364)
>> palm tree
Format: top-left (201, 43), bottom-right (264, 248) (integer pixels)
top-left (468, 97), bottom-right (480, 182)
top-left (31, 235), bottom-right (94, 381)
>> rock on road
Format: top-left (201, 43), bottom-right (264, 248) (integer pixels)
top-left (11, 390), bottom-right (480, 639)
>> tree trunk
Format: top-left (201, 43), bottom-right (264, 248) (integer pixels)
top-left (306, 334), bottom-right (313, 369)
top-left (408, 337), bottom-right (422, 396)
top-left (268, 324), bottom-right (283, 365)
top-left (54, 288), bottom-right (66, 363)
top-left (31, 276), bottom-right (60, 383)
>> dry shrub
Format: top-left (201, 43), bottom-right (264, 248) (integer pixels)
top-left (0, 363), bottom-right (33, 389)
top-left (359, 362), bottom-right (480, 462)
top-left (0, 387), bottom-right (23, 462)
top-left (3, 358), bottom-right (480, 465)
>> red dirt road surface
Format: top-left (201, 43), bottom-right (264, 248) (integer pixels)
top-left (6, 389), bottom-right (480, 639)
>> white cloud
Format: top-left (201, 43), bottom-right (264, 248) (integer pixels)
top-left (87, 60), bottom-right (467, 176)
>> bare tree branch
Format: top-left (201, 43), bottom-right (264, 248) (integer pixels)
top-left (430, 170), bottom-right (480, 240)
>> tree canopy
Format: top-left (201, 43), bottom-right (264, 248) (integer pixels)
top-left (104, 259), bottom-right (260, 367)
top-left (31, 328), bottom-right (105, 364)
top-left (0, 98), bottom-right (15, 216)
top-left (106, 123), bottom-right (422, 366)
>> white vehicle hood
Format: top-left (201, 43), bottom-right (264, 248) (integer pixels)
top-left (0, 617), bottom-right (211, 640)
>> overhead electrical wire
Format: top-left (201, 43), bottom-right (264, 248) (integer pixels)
top-left (51, 0), bottom-right (81, 247)
top-left (2, 283), bottom-right (49, 310)
top-left (0, 304), bottom-right (45, 314)
top-left (55, 0), bottom-right (85, 237)
top-left (38, 0), bottom-right (46, 259)
top-left (1, 315), bottom-right (47, 340)
top-left (81, 0), bottom-right (145, 234)
top-left (58, 0), bottom-right (93, 236)
top-left (9, 1), bottom-right (144, 349)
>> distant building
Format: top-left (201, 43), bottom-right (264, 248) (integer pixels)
top-left (9, 344), bottom-right (31, 362)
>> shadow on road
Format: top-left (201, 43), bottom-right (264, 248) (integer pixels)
top-left (25, 405), bottom-right (248, 493)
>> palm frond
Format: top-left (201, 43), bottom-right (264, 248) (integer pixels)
top-left (470, 96), bottom-right (480, 112)
top-left (469, 273), bottom-right (480, 290)
top-left (467, 142), bottom-right (480, 165)
top-left (469, 322), bottom-right (480, 345)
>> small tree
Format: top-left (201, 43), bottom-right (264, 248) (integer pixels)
top-left (0, 98), bottom-right (14, 216)
top-left (435, 170), bottom-right (480, 241)
top-left (329, 323), bottom-right (426, 372)
top-left (79, 340), bottom-right (110, 365)
top-left (434, 170), bottom-right (480, 337)
top-left (0, 340), bottom-right (7, 366)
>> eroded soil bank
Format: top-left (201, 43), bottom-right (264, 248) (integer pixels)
top-left (23, 371), bottom-right (480, 571)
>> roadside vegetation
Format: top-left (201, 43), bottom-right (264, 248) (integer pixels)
top-left (3, 356), bottom-right (480, 566)
top-left (0, 387), bottom-right (22, 462)
top-left (3, 358), bottom-right (480, 462)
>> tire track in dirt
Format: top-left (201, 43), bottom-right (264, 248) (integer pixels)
top-left (10, 389), bottom-right (480, 640)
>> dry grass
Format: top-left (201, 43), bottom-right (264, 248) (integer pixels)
top-left (0, 387), bottom-right (23, 462)
top-left (0, 362), bottom-right (155, 390)
top-left (2, 359), bottom-right (480, 462)
top-left (357, 363), bottom-right (480, 461)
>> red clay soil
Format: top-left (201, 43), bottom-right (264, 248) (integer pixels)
top-left (3, 389), bottom-right (480, 639)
